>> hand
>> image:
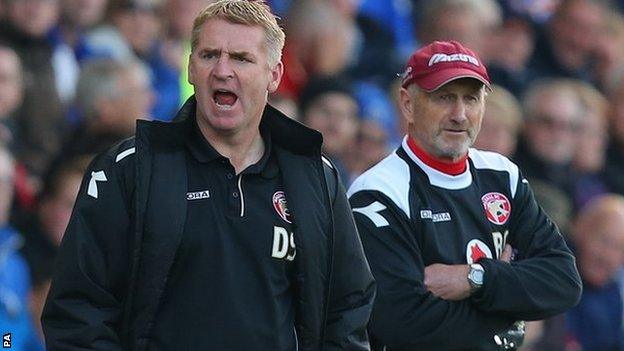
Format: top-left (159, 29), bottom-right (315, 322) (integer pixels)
top-left (424, 263), bottom-right (471, 300)
top-left (500, 244), bottom-right (513, 263)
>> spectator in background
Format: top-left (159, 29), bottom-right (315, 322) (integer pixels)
top-left (64, 58), bottom-right (153, 158)
top-left (567, 194), bottom-right (624, 351)
top-left (279, 0), bottom-right (357, 99)
top-left (86, 0), bottom-right (178, 121)
top-left (473, 84), bottom-right (523, 158)
top-left (514, 79), bottom-right (583, 201)
top-left (0, 45), bottom-right (35, 225)
top-left (0, 45), bottom-right (23, 148)
top-left (50, 0), bottom-right (110, 106)
top-left (605, 78), bottom-right (624, 196)
top-left (498, 0), bottom-right (560, 24)
top-left (527, 179), bottom-right (575, 351)
top-left (299, 76), bottom-right (360, 184)
top-left (486, 17), bottom-right (536, 96)
top-left (529, 0), bottom-right (609, 83)
top-left (348, 119), bottom-right (389, 180)
top-left (352, 0), bottom-right (416, 87)
top-left (16, 155), bottom-right (91, 346)
top-left (0, 0), bottom-right (66, 180)
top-left (0, 145), bottom-right (42, 351)
top-left (571, 81), bottom-right (609, 210)
top-left (416, 0), bottom-right (502, 60)
top-left (352, 80), bottom-right (402, 146)
top-left (594, 11), bottom-right (624, 91)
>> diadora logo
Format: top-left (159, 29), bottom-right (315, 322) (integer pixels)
top-left (272, 226), bottom-right (295, 261)
top-left (466, 239), bottom-right (493, 264)
top-left (428, 53), bottom-right (479, 67)
top-left (87, 170), bottom-right (107, 199)
top-left (187, 190), bottom-right (210, 200)
top-left (481, 192), bottom-right (511, 225)
top-left (272, 191), bottom-right (292, 223)
top-left (420, 209), bottom-right (451, 222)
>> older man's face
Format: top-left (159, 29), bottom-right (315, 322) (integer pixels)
top-left (401, 78), bottom-right (485, 162)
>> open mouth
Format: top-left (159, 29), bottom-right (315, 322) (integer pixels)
top-left (213, 89), bottom-right (238, 108)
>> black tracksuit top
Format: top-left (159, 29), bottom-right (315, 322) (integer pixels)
top-left (150, 116), bottom-right (297, 350)
top-left (348, 137), bottom-right (582, 351)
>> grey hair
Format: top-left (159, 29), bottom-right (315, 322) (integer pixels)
top-left (76, 59), bottom-right (149, 122)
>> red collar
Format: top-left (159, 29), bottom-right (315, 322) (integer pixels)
top-left (407, 137), bottom-right (467, 176)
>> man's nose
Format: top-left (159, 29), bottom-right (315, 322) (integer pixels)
top-left (213, 56), bottom-right (234, 80)
top-left (449, 101), bottom-right (468, 123)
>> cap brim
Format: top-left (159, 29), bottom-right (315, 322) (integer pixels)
top-left (414, 68), bottom-right (491, 92)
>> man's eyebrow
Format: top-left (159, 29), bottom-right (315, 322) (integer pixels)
top-left (229, 50), bottom-right (255, 59)
top-left (197, 48), bottom-right (220, 55)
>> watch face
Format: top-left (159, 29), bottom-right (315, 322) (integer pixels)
top-left (472, 270), bottom-right (484, 284)
top-left (470, 264), bottom-right (485, 286)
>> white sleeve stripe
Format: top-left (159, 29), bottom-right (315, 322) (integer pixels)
top-left (115, 147), bottom-right (135, 163)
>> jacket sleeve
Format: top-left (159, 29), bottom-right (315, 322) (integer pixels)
top-left (470, 173), bottom-right (582, 320)
top-left (322, 164), bottom-right (376, 351)
top-left (42, 143), bottom-right (134, 350)
top-left (349, 190), bottom-right (513, 351)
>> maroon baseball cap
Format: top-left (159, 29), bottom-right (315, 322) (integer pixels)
top-left (400, 40), bottom-right (491, 91)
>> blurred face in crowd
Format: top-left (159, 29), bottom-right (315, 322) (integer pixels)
top-left (401, 78), bottom-right (485, 162)
top-left (39, 170), bottom-right (82, 245)
top-left (5, 0), bottom-right (59, 38)
top-left (427, 9), bottom-right (488, 56)
top-left (0, 149), bottom-right (14, 226)
top-left (0, 48), bottom-right (23, 118)
top-left (474, 108), bottom-right (519, 158)
top-left (303, 92), bottom-right (359, 157)
top-left (165, 0), bottom-right (210, 40)
top-left (99, 65), bottom-right (154, 135)
top-left (573, 107), bottom-right (607, 172)
top-left (488, 18), bottom-right (534, 71)
top-left (550, 0), bottom-right (605, 71)
top-left (356, 120), bottom-right (389, 171)
top-left (575, 198), bottom-right (624, 287)
top-left (525, 90), bottom-right (581, 165)
top-left (189, 19), bottom-right (282, 138)
top-left (114, 5), bottom-right (161, 55)
top-left (61, 0), bottom-right (107, 28)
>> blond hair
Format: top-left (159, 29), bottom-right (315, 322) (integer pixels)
top-left (486, 84), bottom-right (522, 133)
top-left (191, 0), bottom-right (285, 66)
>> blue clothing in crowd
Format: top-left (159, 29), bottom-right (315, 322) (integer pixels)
top-left (0, 226), bottom-right (43, 351)
top-left (567, 276), bottom-right (624, 351)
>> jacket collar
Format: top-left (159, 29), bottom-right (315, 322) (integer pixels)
top-left (173, 96), bottom-right (323, 156)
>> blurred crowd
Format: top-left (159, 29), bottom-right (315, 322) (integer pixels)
top-left (1, 0), bottom-right (624, 350)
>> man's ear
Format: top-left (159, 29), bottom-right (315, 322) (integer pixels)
top-left (399, 87), bottom-right (415, 124)
top-left (267, 61), bottom-right (284, 93)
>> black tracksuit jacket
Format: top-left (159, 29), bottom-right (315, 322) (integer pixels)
top-left (348, 138), bottom-right (582, 351)
top-left (42, 97), bottom-right (375, 350)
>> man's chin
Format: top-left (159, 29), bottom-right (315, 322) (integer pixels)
top-left (436, 143), bottom-right (470, 160)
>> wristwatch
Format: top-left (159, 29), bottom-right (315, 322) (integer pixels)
top-left (467, 263), bottom-right (485, 294)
